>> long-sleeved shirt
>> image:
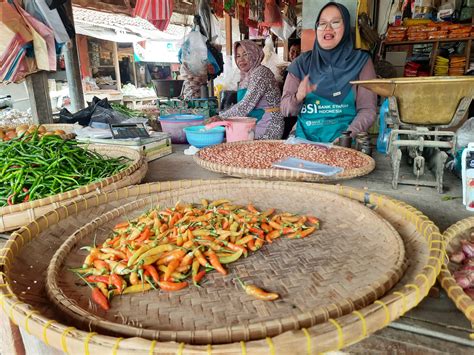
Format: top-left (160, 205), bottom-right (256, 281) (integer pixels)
top-left (280, 59), bottom-right (377, 138)
top-left (219, 65), bottom-right (284, 139)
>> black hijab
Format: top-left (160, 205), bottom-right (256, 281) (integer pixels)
top-left (288, 2), bottom-right (369, 104)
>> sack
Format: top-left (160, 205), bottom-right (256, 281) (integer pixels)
top-left (456, 117), bottom-right (474, 151)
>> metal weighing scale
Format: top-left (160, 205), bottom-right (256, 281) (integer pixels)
top-left (352, 77), bottom-right (474, 193)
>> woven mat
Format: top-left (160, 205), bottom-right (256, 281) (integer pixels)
top-left (193, 140), bottom-right (375, 182)
top-left (45, 183), bottom-right (405, 343)
top-left (439, 218), bottom-right (474, 328)
top-left (0, 180), bottom-right (443, 354)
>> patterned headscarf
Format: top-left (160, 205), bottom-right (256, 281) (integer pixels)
top-left (234, 40), bottom-right (264, 88)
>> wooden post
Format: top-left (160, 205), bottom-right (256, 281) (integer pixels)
top-left (113, 42), bottom-right (122, 91)
top-left (26, 72), bottom-right (53, 124)
top-left (63, 0), bottom-right (86, 112)
top-left (131, 56), bottom-right (138, 87)
top-left (225, 13), bottom-right (233, 56)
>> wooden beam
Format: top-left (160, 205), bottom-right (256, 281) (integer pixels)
top-left (64, 0), bottom-right (86, 112)
top-left (225, 13), bottom-right (232, 56)
top-left (113, 42), bottom-right (122, 91)
top-left (26, 72), bottom-right (53, 124)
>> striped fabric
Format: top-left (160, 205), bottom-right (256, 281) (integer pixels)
top-left (133, 0), bottom-right (173, 31)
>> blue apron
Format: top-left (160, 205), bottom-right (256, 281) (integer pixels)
top-left (296, 90), bottom-right (357, 143)
top-left (237, 88), bottom-right (265, 122)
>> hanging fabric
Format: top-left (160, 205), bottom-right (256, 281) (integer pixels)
top-left (23, 0), bottom-right (70, 43)
top-left (262, 0), bottom-right (283, 28)
top-left (224, 0), bottom-right (236, 17)
top-left (133, 0), bottom-right (173, 31)
top-left (212, 0), bottom-right (224, 18)
top-left (14, 1), bottom-right (56, 71)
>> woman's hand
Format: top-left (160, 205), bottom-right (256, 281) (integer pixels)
top-left (296, 75), bottom-right (317, 102)
top-left (204, 115), bottom-right (222, 124)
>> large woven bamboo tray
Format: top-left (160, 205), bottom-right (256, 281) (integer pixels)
top-left (0, 180), bottom-right (443, 354)
top-left (0, 144), bottom-right (146, 232)
top-left (193, 140), bottom-right (375, 182)
top-left (439, 217), bottom-right (474, 334)
top-left (45, 182), bottom-right (405, 343)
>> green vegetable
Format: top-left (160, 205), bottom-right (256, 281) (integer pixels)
top-left (110, 103), bottom-right (146, 118)
top-left (0, 133), bottom-right (130, 206)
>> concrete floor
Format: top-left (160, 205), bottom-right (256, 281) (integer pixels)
top-left (145, 144), bottom-right (474, 352)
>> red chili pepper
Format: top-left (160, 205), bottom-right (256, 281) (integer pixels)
top-left (23, 195), bottom-right (30, 202)
top-left (7, 194), bottom-right (14, 206)
top-left (110, 274), bottom-right (124, 293)
top-left (91, 287), bottom-right (110, 310)
top-left (86, 275), bottom-right (110, 284)
top-left (192, 270), bottom-right (206, 284)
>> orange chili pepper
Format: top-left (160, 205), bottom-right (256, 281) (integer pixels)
top-left (236, 235), bottom-right (254, 246)
top-left (129, 271), bottom-right (139, 285)
top-left (247, 238), bottom-right (256, 251)
top-left (260, 223), bottom-right (272, 233)
top-left (143, 265), bottom-right (160, 284)
top-left (93, 260), bottom-right (109, 272)
top-left (217, 209), bottom-right (230, 215)
top-left (269, 221), bottom-right (282, 230)
top-left (111, 274), bottom-right (124, 293)
top-left (247, 203), bottom-right (259, 214)
top-left (249, 227), bottom-right (264, 237)
top-left (164, 259), bottom-right (180, 281)
top-left (222, 241), bottom-right (247, 257)
top-left (135, 227), bottom-right (151, 243)
top-left (194, 249), bottom-right (210, 267)
top-left (86, 275), bottom-right (110, 284)
top-left (254, 237), bottom-right (264, 250)
top-left (114, 222), bottom-right (129, 229)
top-left (158, 281), bottom-right (188, 291)
top-left (236, 277), bottom-right (279, 301)
top-left (307, 216), bottom-right (320, 225)
top-left (207, 250), bottom-right (227, 275)
top-left (91, 287), bottom-right (110, 310)
top-left (192, 270), bottom-right (206, 284)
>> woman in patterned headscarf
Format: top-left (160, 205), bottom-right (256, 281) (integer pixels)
top-left (216, 40), bottom-right (284, 140)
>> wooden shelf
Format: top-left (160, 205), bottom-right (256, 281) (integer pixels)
top-left (384, 37), bottom-right (474, 46)
top-left (381, 36), bottom-right (473, 76)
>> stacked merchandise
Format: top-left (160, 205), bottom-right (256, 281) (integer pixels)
top-left (434, 56), bottom-right (449, 76)
top-left (385, 26), bottom-right (407, 42)
top-left (449, 55), bottom-right (466, 76)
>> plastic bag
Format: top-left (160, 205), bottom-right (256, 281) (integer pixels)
top-left (214, 55), bottom-right (240, 91)
top-left (261, 37), bottom-right (283, 82)
top-left (456, 117), bottom-right (474, 151)
top-left (180, 26), bottom-right (208, 76)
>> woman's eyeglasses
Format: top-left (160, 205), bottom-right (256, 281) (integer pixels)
top-left (316, 19), bottom-right (343, 31)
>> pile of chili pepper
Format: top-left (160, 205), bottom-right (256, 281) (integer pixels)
top-left (72, 199), bottom-right (320, 310)
top-left (0, 133), bottom-right (130, 206)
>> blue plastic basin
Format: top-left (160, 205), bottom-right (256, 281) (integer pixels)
top-left (183, 125), bottom-right (225, 148)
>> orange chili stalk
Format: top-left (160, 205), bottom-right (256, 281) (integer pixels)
top-left (236, 277), bottom-right (279, 301)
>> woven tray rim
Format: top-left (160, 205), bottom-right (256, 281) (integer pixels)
top-left (44, 183), bottom-right (407, 342)
top-left (193, 140), bottom-right (375, 182)
top-left (438, 217), bottom-right (474, 325)
top-left (0, 180), bottom-right (444, 354)
top-left (0, 144), bottom-right (143, 215)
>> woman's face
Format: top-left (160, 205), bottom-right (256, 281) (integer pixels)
top-left (236, 45), bottom-right (250, 72)
top-left (289, 44), bottom-right (301, 62)
top-left (316, 6), bottom-right (345, 50)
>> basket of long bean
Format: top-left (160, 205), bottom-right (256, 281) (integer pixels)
top-left (0, 180), bottom-right (443, 354)
top-left (0, 134), bottom-right (146, 232)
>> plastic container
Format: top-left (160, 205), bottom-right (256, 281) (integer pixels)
top-left (183, 125), bottom-right (225, 148)
top-left (377, 99), bottom-right (391, 154)
top-left (159, 114), bottom-right (204, 143)
top-left (206, 117), bottom-right (256, 142)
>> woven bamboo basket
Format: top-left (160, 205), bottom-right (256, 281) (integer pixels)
top-left (0, 144), bottom-right (146, 232)
top-left (0, 180), bottom-right (443, 354)
top-left (0, 123), bottom-right (78, 140)
top-left (45, 182), bottom-right (406, 343)
top-left (439, 217), bottom-right (474, 334)
top-left (193, 141), bottom-right (375, 182)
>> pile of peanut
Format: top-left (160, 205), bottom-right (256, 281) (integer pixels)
top-left (198, 142), bottom-right (368, 170)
